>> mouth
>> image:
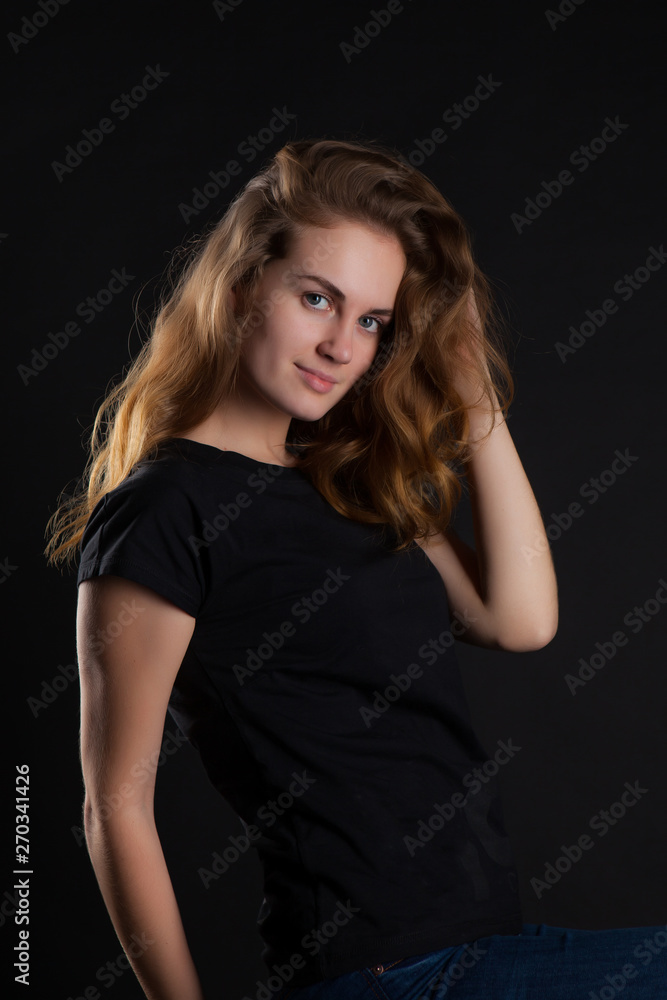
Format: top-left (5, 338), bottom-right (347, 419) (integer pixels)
top-left (295, 364), bottom-right (339, 393)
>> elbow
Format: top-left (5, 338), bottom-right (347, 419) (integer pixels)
top-left (495, 613), bottom-right (559, 653)
top-left (83, 794), bottom-right (96, 828)
top-left (83, 795), bottom-right (109, 840)
top-left (83, 790), bottom-right (154, 833)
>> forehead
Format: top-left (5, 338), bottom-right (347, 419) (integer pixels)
top-left (283, 221), bottom-right (406, 297)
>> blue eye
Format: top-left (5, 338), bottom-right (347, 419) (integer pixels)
top-left (303, 292), bottom-right (384, 334)
top-left (359, 316), bottom-right (383, 334)
top-left (304, 292), bottom-right (329, 309)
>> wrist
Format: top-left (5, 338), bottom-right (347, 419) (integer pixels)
top-left (466, 404), bottom-right (507, 453)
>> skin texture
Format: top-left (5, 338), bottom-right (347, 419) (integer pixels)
top-left (177, 220), bottom-right (407, 466)
top-left (78, 577), bottom-right (200, 1000)
top-left (414, 291), bottom-right (558, 651)
top-left (77, 221), bottom-right (557, 999)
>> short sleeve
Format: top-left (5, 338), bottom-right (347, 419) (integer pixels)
top-left (76, 470), bottom-right (206, 618)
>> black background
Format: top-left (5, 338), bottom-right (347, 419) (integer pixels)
top-left (5, 1), bottom-right (666, 997)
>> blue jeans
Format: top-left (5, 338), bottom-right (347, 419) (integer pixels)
top-left (271, 923), bottom-right (667, 999)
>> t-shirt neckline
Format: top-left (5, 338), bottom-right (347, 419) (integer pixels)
top-left (161, 436), bottom-right (308, 479)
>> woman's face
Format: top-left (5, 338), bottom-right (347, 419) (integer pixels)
top-left (235, 220), bottom-right (406, 423)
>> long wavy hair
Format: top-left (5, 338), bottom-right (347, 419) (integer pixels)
top-left (45, 136), bottom-right (514, 567)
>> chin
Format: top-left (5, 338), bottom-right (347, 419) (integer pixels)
top-left (288, 400), bottom-right (339, 423)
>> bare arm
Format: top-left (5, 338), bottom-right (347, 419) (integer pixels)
top-left (77, 575), bottom-right (205, 1000)
top-left (416, 293), bottom-right (558, 652)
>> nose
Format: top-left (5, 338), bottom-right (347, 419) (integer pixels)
top-left (316, 317), bottom-right (355, 365)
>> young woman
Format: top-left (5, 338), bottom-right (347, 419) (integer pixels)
top-left (46, 139), bottom-right (664, 1000)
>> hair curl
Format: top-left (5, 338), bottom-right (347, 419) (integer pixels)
top-left (45, 136), bottom-right (514, 567)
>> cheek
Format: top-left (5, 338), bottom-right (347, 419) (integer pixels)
top-left (358, 340), bottom-right (381, 372)
top-left (258, 311), bottom-right (300, 353)
top-left (242, 320), bottom-right (283, 366)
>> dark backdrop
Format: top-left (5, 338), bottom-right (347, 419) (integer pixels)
top-left (6, 1), bottom-right (666, 997)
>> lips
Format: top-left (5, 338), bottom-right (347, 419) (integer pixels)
top-left (295, 364), bottom-right (339, 394)
top-left (296, 364), bottom-right (338, 384)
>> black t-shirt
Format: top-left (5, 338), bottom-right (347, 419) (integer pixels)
top-left (77, 437), bottom-right (522, 986)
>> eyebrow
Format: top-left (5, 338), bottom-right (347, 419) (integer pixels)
top-left (292, 272), bottom-right (395, 317)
